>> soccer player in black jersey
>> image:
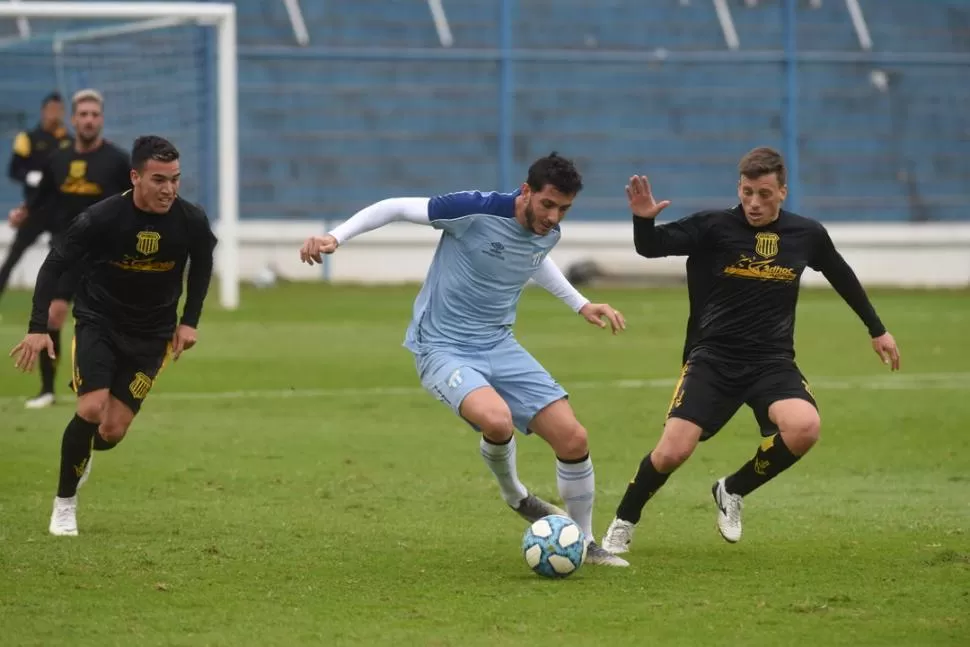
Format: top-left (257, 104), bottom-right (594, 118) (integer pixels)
top-left (1, 92), bottom-right (71, 305)
top-left (9, 135), bottom-right (217, 536)
top-left (7, 89), bottom-right (131, 409)
top-left (601, 147), bottom-right (901, 553)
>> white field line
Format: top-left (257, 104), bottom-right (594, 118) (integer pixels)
top-left (3, 372), bottom-right (967, 405)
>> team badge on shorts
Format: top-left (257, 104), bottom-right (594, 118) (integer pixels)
top-left (129, 372), bottom-right (154, 400)
top-left (447, 369), bottom-right (463, 389)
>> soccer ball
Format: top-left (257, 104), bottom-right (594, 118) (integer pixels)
top-left (522, 514), bottom-right (587, 578)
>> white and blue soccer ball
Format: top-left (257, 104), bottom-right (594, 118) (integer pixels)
top-left (522, 514), bottom-right (587, 578)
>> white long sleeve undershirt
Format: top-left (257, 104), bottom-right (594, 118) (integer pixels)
top-left (327, 197), bottom-right (589, 314)
top-left (531, 256), bottom-right (590, 313)
top-left (328, 198), bottom-right (431, 245)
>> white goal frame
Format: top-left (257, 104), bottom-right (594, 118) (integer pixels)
top-left (0, 2), bottom-right (240, 310)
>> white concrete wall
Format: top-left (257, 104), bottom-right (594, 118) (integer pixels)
top-left (2, 221), bottom-right (969, 290)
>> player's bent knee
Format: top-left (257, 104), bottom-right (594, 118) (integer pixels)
top-left (553, 422), bottom-right (589, 461)
top-left (652, 419), bottom-right (702, 471)
top-left (477, 410), bottom-right (515, 442)
top-left (780, 414), bottom-right (821, 454)
top-left (460, 388), bottom-right (515, 442)
top-left (651, 442), bottom-right (695, 472)
top-left (76, 391), bottom-right (109, 423)
top-left (99, 398), bottom-right (136, 443)
top-left (772, 400), bottom-right (821, 454)
top-left (98, 420), bottom-right (130, 444)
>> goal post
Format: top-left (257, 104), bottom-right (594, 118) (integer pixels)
top-left (0, 2), bottom-right (240, 310)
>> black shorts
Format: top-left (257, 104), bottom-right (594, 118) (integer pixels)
top-left (666, 351), bottom-right (818, 441)
top-left (70, 325), bottom-right (171, 414)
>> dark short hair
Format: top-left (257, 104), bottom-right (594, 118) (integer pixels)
top-left (42, 92), bottom-right (62, 107)
top-left (131, 135), bottom-right (180, 171)
top-left (526, 152), bottom-right (583, 196)
top-left (739, 147), bottom-right (787, 186)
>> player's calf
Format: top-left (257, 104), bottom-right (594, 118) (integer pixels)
top-left (530, 400), bottom-right (597, 543)
top-left (464, 388), bottom-right (531, 507)
top-left (530, 408), bottom-right (588, 461)
top-left (717, 400), bottom-right (819, 542)
top-left (608, 418), bottom-right (703, 552)
top-left (51, 413), bottom-right (99, 536)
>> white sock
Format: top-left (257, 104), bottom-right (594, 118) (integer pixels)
top-left (556, 455), bottom-right (595, 542)
top-left (480, 436), bottom-right (529, 507)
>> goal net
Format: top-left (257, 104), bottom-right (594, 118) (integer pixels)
top-left (0, 2), bottom-right (239, 309)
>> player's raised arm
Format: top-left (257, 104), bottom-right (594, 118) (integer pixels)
top-left (300, 197), bottom-right (430, 265)
top-left (627, 175), bottom-right (706, 258)
top-left (809, 224), bottom-right (900, 370)
top-left (531, 256), bottom-right (626, 334)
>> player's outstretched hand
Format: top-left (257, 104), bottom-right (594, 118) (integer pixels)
top-left (9, 333), bottom-right (55, 372)
top-left (579, 303), bottom-right (626, 335)
top-left (300, 234), bottom-right (339, 265)
top-left (7, 204), bottom-right (27, 229)
top-left (871, 332), bottom-right (900, 371)
top-left (171, 324), bottom-right (197, 362)
top-left (627, 175), bottom-right (671, 220)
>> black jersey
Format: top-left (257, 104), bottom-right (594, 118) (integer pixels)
top-left (27, 140), bottom-right (131, 235)
top-left (633, 205), bottom-right (885, 363)
top-left (7, 123), bottom-right (72, 203)
top-left (29, 192), bottom-right (217, 339)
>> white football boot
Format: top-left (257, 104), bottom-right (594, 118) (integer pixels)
top-left (49, 496), bottom-right (78, 537)
top-left (25, 392), bottom-right (55, 409)
top-left (601, 517), bottom-right (636, 554)
top-left (712, 477), bottom-right (743, 543)
top-left (584, 541), bottom-right (630, 567)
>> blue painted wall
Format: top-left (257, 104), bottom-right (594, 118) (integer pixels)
top-left (0, 0), bottom-right (967, 222)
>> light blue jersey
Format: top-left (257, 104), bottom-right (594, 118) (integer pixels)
top-left (404, 190), bottom-right (561, 353)
top-left (405, 189), bottom-right (567, 434)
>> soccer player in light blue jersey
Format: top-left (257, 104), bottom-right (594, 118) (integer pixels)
top-left (300, 153), bottom-right (629, 566)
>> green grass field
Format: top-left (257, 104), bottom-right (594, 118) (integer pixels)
top-left (1, 282), bottom-right (968, 646)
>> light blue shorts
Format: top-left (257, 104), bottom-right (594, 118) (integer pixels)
top-left (413, 337), bottom-right (568, 434)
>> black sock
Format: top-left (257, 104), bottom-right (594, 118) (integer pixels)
top-left (92, 432), bottom-right (118, 451)
top-left (39, 329), bottom-right (61, 394)
top-left (57, 414), bottom-right (98, 498)
top-left (615, 452), bottom-right (671, 524)
top-left (724, 433), bottom-right (801, 497)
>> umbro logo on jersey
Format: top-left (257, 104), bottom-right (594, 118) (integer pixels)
top-left (483, 241), bottom-right (506, 259)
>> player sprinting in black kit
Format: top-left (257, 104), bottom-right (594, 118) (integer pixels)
top-left (9, 89), bottom-right (131, 409)
top-left (9, 135), bottom-right (217, 537)
top-left (601, 147), bottom-right (901, 553)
